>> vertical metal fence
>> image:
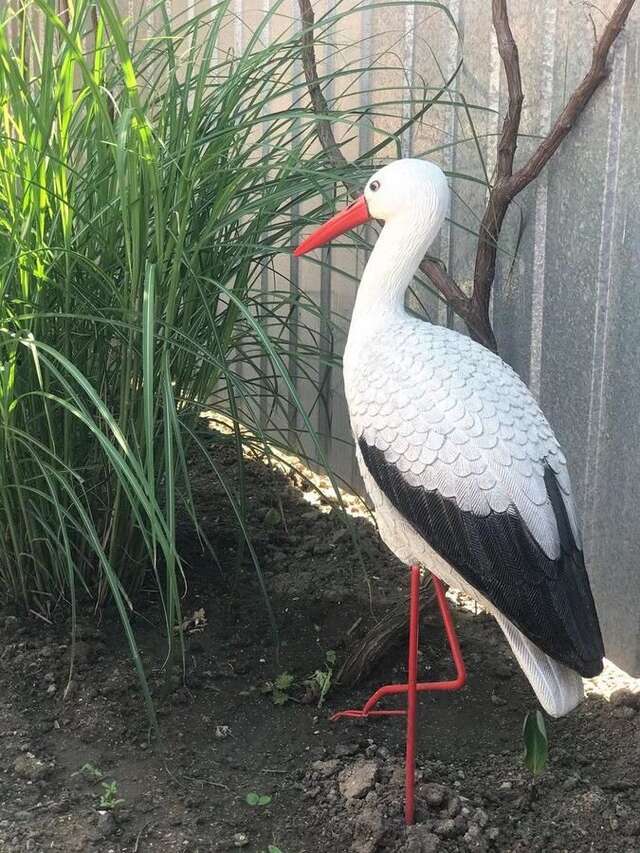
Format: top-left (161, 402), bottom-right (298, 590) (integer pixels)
top-left (33, 0), bottom-right (640, 673)
top-left (300, 0), bottom-right (639, 676)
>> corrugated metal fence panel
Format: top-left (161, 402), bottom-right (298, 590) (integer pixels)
top-left (56, 0), bottom-right (640, 672)
top-left (492, 2), bottom-right (640, 674)
top-left (304, 0), bottom-right (640, 674)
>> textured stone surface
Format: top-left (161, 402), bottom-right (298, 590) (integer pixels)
top-left (13, 754), bottom-right (48, 782)
top-left (405, 825), bottom-right (441, 852)
top-left (339, 761), bottom-right (379, 800)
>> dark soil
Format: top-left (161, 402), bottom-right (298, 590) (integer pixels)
top-left (1, 429), bottom-right (639, 853)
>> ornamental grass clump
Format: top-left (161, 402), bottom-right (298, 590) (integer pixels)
top-left (0, 0), bottom-right (444, 720)
top-left (0, 0), bottom-right (366, 705)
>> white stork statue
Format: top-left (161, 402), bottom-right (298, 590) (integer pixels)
top-left (295, 158), bottom-right (604, 718)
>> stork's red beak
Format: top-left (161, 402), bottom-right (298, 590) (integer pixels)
top-left (294, 195), bottom-right (370, 257)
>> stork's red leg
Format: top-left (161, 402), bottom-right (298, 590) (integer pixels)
top-left (404, 564), bottom-right (420, 824)
top-left (331, 565), bottom-right (467, 826)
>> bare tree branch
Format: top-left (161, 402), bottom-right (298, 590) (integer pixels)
top-left (509, 0), bottom-right (636, 194)
top-left (298, 0), bottom-right (351, 177)
top-left (493, 0), bottom-right (524, 180)
top-left (418, 258), bottom-right (470, 315)
top-left (296, 0), bottom-right (635, 353)
top-left (470, 0), bottom-right (525, 350)
top-left (470, 0), bottom-right (635, 350)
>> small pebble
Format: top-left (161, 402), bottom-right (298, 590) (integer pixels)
top-left (610, 688), bottom-right (640, 710)
top-left (14, 753), bottom-right (48, 782)
top-left (447, 795), bottom-right (461, 817)
top-left (434, 818), bottom-right (457, 838)
top-left (612, 705), bottom-right (636, 720)
top-left (474, 808), bottom-right (489, 828)
top-left (95, 811), bottom-right (116, 838)
top-left (3, 616), bottom-right (18, 635)
top-left (421, 783), bottom-right (448, 808)
top-left (339, 760), bottom-right (379, 800)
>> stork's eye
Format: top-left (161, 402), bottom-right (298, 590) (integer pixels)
top-left (369, 180), bottom-right (380, 192)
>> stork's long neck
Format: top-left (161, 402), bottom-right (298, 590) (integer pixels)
top-left (347, 212), bottom-right (442, 349)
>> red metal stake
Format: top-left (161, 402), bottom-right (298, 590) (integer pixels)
top-left (405, 563), bottom-right (420, 824)
top-left (331, 565), bottom-right (467, 825)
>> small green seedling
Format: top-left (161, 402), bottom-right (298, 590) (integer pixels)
top-left (263, 508), bottom-right (281, 527)
top-left (522, 709), bottom-right (548, 775)
top-left (266, 846), bottom-right (284, 853)
top-left (262, 652), bottom-right (338, 707)
top-left (72, 762), bottom-right (104, 783)
top-left (262, 672), bottom-right (295, 705)
top-left (304, 650), bottom-right (337, 707)
top-left (99, 780), bottom-right (125, 811)
top-left (246, 792), bottom-right (272, 806)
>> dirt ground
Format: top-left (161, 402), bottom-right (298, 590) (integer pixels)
top-left (1, 423), bottom-right (640, 853)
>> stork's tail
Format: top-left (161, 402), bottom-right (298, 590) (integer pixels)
top-left (494, 612), bottom-right (584, 717)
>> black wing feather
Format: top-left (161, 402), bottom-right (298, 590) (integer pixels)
top-left (359, 437), bottom-right (604, 677)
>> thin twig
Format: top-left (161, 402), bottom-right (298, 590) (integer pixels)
top-left (493, 0), bottom-right (524, 181)
top-left (469, 0), bottom-right (524, 350)
top-left (346, 615), bottom-right (363, 636)
top-left (509, 0), bottom-right (635, 194)
top-left (298, 0), bottom-right (352, 181)
top-left (28, 609), bottom-right (53, 625)
top-left (134, 822), bottom-right (154, 853)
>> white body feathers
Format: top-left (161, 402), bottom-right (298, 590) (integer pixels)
top-left (346, 322), bottom-right (585, 716)
top-left (338, 159), bottom-right (598, 717)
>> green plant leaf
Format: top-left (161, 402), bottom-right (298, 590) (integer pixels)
top-left (72, 762), bottom-right (104, 781)
top-left (246, 792), bottom-right (271, 806)
top-left (264, 507), bottom-right (281, 527)
top-left (274, 672), bottom-right (294, 691)
top-left (523, 710), bottom-right (548, 775)
top-left (272, 689), bottom-right (289, 706)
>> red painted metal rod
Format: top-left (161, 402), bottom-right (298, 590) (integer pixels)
top-left (404, 564), bottom-right (420, 825)
top-left (330, 566), bottom-right (468, 827)
top-left (431, 574), bottom-right (467, 690)
top-left (333, 574), bottom-right (467, 719)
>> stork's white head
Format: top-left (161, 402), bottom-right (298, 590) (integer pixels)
top-left (294, 158), bottom-right (449, 257)
top-left (363, 159), bottom-right (449, 223)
